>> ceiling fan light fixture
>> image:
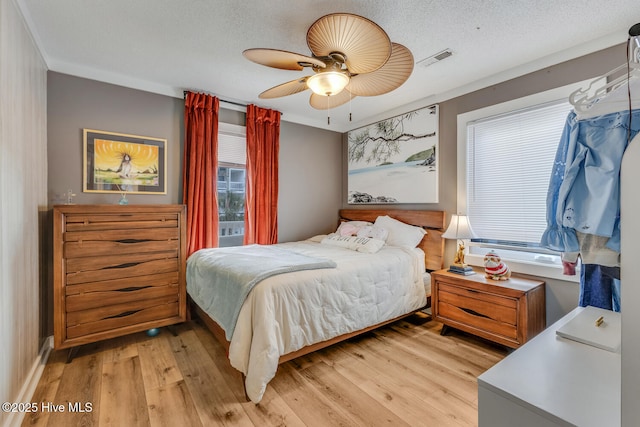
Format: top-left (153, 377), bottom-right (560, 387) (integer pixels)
top-left (306, 71), bottom-right (350, 96)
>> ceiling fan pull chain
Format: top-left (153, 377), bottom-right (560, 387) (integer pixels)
top-left (327, 96), bottom-right (331, 125)
top-left (349, 92), bottom-right (352, 122)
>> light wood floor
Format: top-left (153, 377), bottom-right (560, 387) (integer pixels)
top-left (23, 313), bottom-right (507, 427)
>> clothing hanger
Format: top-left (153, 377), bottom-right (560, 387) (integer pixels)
top-left (570, 26), bottom-right (640, 119)
top-left (570, 63), bottom-right (640, 119)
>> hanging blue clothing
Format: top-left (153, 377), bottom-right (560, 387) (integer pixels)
top-left (579, 264), bottom-right (620, 312)
top-left (541, 109), bottom-right (640, 253)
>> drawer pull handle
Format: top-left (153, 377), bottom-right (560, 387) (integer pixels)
top-left (105, 309), bottom-right (142, 319)
top-left (105, 262), bottom-right (140, 269)
top-left (116, 239), bottom-right (151, 244)
top-left (117, 286), bottom-right (152, 292)
top-left (460, 307), bottom-right (491, 319)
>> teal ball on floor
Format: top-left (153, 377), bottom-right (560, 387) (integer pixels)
top-left (146, 328), bottom-right (160, 337)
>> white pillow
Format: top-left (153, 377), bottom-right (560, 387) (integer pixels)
top-left (374, 215), bottom-right (426, 248)
top-left (335, 220), bottom-right (372, 236)
top-left (321, 233), bottom-right (386, 253)
top-left (356, 225), bottom-right (389, 241)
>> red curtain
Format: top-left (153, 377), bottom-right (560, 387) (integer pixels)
top-left (244, 104), bottom-right (281, 245)
top-left (182, 92), bottom-right (219, 256)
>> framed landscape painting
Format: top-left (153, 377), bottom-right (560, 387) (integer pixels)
top-left (83, 129), bottom-right (167, 194)
top-left (347, 104), bottom-right (439, 204)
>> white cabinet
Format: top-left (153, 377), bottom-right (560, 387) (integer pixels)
top-left (478, 307), bottom-right (620, 427)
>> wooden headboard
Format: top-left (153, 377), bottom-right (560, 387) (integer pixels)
top-left (338, 209), bottom-right (446, 271)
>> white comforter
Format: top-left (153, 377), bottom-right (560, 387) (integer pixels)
top-left (193, 238), bottom-right (426, 403)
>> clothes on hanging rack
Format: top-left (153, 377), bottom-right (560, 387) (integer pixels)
top-left (542, 85), bottom-right (639, 311)
top-left (579, 264), bottom-right (621, 312)
top-left (540, 109), bottom-right (640, 255)
top-left (562, 231), bottom-right (620, 270)
top-left (542, 33), bottom-right (640, 312)
top-left (560, 230), bottom-right (620, 310)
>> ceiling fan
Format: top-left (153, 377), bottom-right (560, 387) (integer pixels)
top-left (243, 13), bottom-right (414, 112)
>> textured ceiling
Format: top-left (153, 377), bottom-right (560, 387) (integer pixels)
top-left (17, 0), bottom-right (640, 132)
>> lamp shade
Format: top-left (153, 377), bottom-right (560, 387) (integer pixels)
top-left (442, 214), bottom-right (476, 240)
top-left (306, 71), bottom-right (350, 96)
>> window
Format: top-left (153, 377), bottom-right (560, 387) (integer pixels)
top-left (217, 123), bottom-right (246, 247)
top-left (456, 82), bottom-right (588, 279)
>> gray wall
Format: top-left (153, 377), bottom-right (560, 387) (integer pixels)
top-left (279, 121), bottom-right (343, 241)
top-left (48, 72), bottom-right (184, 205)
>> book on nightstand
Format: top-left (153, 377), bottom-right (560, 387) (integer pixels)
top-left (448, 264), bottom-right (475, 275)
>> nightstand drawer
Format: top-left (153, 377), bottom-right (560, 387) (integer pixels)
top-left (438, 283), bottom-right (517, 324)
top-left (438, 299), bottom-right (518, 340)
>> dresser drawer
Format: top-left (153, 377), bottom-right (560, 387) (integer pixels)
top-left (64, 212), bottom-right (180, 232)
top-left (63, 228), bottom-right (179, 258)
top-left (66, 252), bottom-right (179, 285)
top-left (66, 295), bottom-right (180, 339)
top-left (65, 272), bottom-right (180, 311)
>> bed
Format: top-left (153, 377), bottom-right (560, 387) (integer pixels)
top-left (187, 209), bottom-right (445, 403)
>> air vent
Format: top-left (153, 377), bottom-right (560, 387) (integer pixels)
top-left (417, 49), bottom-right (453, 68)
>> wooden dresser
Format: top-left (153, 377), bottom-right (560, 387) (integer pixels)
top-left (431, 269), bottom-right (545, 348)
top-left (53, 204), bottom-right (187, 350)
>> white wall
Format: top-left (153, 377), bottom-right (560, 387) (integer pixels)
top-left (621, 139), bottom-right (640, 426)
top-left (0, 0), bottom-right (48, 426)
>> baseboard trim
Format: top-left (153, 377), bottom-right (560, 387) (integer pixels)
top-left (3, 336), bottom-right (53, 427)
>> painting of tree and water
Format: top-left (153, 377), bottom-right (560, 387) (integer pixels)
top-left (347, 105), bottom-right (439, 203)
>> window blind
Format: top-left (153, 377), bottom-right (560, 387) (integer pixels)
top-left (466, 100), bottom-right (572, 246)
top-left (218, 131), bottom-right (246, 165)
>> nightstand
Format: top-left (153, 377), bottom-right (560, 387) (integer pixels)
top-left (431, 269), bottom-right (545, 348)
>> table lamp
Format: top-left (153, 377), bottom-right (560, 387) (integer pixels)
top-left (442, 214), bottom-right (476, 274)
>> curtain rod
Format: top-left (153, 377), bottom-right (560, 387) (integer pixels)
top-left (183, 90), bottom-right (246, 108)
top-left (182, 90), bottom-right (283, 115)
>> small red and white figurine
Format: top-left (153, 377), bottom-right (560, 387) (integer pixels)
top-left (484, 250), bottom-right (511, 280)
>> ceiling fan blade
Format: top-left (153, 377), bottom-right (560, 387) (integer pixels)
top-left (307, 13), bottom-right (391, 74)
top-left (259, 77), bottom-right (310, 99)
top-left (309, 89), bottom-right (355, 110)
top-left (243, 48), bottom-right (326, 71)
top-left (347, 43), bottom-right (414, 96)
